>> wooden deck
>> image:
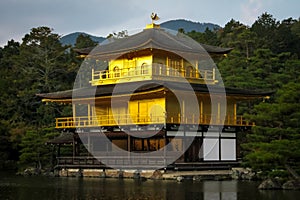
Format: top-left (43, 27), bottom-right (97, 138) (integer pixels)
top-left (55, 114), bottom-right (253, 129)
top-left (90, 64), bottom-right (216, 86)
top-left (55, 156), bottom-right (240, 170)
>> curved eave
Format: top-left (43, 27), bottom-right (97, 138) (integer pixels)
top-left (37, 83), bottom-right (166, 103)
top-left (37, 81), bottom-right (274, 103)
top-left (74, 28), bottom-right (232, 59)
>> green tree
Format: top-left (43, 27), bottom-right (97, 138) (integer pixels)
top-left (291, 19), bottom-right (300, 38)
top-left (188, 28), bottom-right (219, 46)
top-left (243, 82), bottom-right (300, 176)
top-left (75, 34), bottom-right (97, 49)
top-left (274, 18), bottom-right (300, 57)
top-left (0, 40), bottom-right (20, 122)
top-left (14, 27), bottom-right (72, 126)
top-left (218, 49), bottom-right (254, 89)
top-left (18, 127), bottom-right (59, 171)
top-left (18, 26), bottom-right (70, 93)
top-left (219, 19), bottom-right (247, 47)
top-left (251, 13), bottom-right (278, 49)
top-left (107, 30), bottom-right (128, 39)
top-left (0, 120), bottom-right (17, 169)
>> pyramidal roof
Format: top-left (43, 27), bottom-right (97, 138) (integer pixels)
top-left (75, 24), bottom-right (232, 59)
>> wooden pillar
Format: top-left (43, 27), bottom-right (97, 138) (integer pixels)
top-left (234, 102), bottom-right (237, 125)
top-left (72, 135), bottom-right (76, 162)
top-left (181, 58), bottom-right (184, 76)
top-left (195, 60), bottom-right (199, 78)
top-left (182, 100), bottom-right (185, 123)
top-left (164, 131), bottom-right (167, 167)
top-left (127, 135), bottom-right (131, 152)
top-left (183, 126), bottom-right (187, 162)
top-left (72, 104), bottom-right (76, 123)
top-left (200, 100), bottom-right (203, 123)
top-left (166, 57), bottom-right (169, 67)
top-left (87, 104), bottom-right (91, 125)
top-left (87, 132), bottom-right (91, 153)
top-left (217, 102), bottom-right (221, 124)
top-left (57, 144), bottom-right (61, 157)
top-left (75, 135), bottom-right (79, 156)
top-left (142, 139), bottom-right (145, 151)
top-left (147, 139), bottom-right (150, 151)
top-left (76, 143), bottom-right (80, 156)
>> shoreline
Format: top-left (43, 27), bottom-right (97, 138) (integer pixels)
top-left (52, 168), bottom-right (251, 181)
top-left (19, 167), bottom-right (300, 190)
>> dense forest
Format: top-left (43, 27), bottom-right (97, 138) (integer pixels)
top-left (0, 13), bottom-right (300, 178)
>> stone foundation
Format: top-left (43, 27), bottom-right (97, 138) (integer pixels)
top-left (57, 169), bottom-right (163, 179)
top-left (56, 168), bottom-right (232, 181)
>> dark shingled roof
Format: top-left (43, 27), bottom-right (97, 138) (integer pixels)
top-left (74, 28), bottom-right (232, 58)
top-left (37, 81), bottom-right (274, 100)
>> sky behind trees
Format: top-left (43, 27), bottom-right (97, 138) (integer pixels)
top-left (0, 0), bottom-right (299, 46)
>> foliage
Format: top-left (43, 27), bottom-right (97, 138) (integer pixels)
top-left (242, 82), bottom-right (300, 175)
top-left (18, 127), bottom-right (59, 171)
top-left (161, 19), bottom-right (220, 33)
top-left (0, 27), bottom-right (79, 170)
top-left (75, 33), bottom-right (98, 49)
top-left (60, 32), bottom-right (104, 46)
top-left (188, 28), bottom-right (220, 46)
top-left (188, 13), bottom-right (300, 176)
top-left (107, 30), bottom-right (129, 39)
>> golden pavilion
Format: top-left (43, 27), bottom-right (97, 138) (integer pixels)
top-left (38, 22), bottom-right (271, 170)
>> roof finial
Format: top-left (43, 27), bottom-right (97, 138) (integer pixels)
top-left (151, 13), bottom-right (160, 23)
top-left (146, 13), bottom-right (160, 29)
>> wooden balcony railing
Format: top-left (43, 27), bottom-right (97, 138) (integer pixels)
top-left (55, 114), bottom-right (254, 129)
top-left (90, 64), bottom-right (217, 85)
top-left (56, 114), bottom-right (165, 128)
top-left (56, 155), bottom-right (178, 169)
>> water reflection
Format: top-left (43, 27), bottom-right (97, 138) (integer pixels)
top-left (203, 181), bottom-right (237, 200)
top-left (0, 173), bottom-right (299, 200)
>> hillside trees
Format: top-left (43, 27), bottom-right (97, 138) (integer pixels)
top-left (18, 127), bottom-right (59, 171)
top-left (0, 27), bottom-right (82, 170)
top-left (75, 33), bottom-right (98, 49)
top-left (215, 13), bottom-right (300, 176)
top-left (243, 82), bottom-right (300, 176)
top-left (0, 40), bottom-right (21, 169)
top-left (14, 26), bottom-right (80, 128)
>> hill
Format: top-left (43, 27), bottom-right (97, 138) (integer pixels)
top-left (60, 19), bottom-right (221, 46)
top-left (161, 19), bottom-right (220, 32)
top-left (60, 32), bottom-right (105, 46)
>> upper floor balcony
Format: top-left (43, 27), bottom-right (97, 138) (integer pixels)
top-left (55, 113), bottom-right (254, 129)
top-left (90, 64), bottom-right (217, 86)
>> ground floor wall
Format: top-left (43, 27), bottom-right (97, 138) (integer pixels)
top-left (72, 125), bottom-right (241, 166)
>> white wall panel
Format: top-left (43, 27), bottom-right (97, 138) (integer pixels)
top-left (221, 139), bottom-right (236, 160)
top-left (203, 138), bottom-right (219, 160)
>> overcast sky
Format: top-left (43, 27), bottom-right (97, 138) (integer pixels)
top-left (0, 0), bottom-right (299, 47)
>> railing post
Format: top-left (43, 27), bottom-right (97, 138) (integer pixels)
top-left (148, 64), bottom-right (152, 76)
top-left (91, 68), bottom-right (94, 82)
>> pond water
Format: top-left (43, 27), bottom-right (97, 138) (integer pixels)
top-left (0, 172), bottom-right (299, 200)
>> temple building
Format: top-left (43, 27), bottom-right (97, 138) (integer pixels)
top-left (38, 22), bottom-right (271, 170)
